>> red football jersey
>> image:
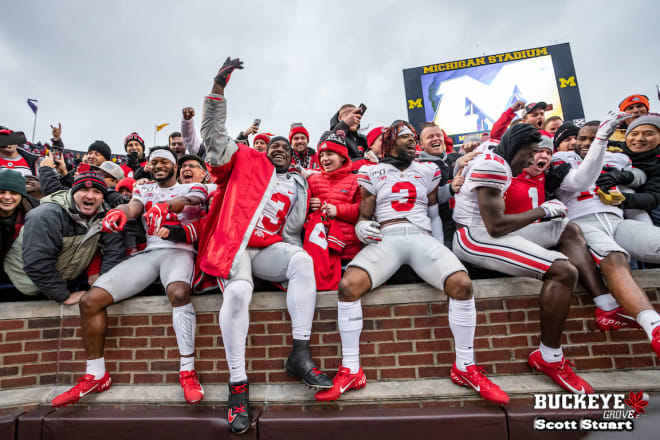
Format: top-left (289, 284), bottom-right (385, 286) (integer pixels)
top-left (504, 172), bottom-right (546, 215)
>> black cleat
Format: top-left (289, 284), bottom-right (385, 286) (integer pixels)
top-left (227, 380), bottom-right (251, 435)
top-left (285, 339), bottom-right (333, 389)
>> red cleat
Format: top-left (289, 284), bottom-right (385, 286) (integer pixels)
top-left (179, 370), bottom-right (204, 404)
top-left (450, 363), bottom-right (509, 404)
top-left (651, 327), bottom-right (660, 359)
top-left (51, 372), bottom-right (112, 407)
top-left (528, 349), bottom-right (594, 394)
top-left (315, 366), bottom-right (366, 402)
top-left (595, 306), bottom-right (640, 331)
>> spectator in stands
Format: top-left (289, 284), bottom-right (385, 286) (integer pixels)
top-left (553, 122), bottom-right (579, 152)
top-left (93, 161), bottom-right (125, 189)
top-left (305, 131), bottom-right (361, 290)
top-left (460, 134), bottom-right (481, 153)
top-left (543, 116), bottom-right (563, 135)
top-left (252, 133), bottom-right (270, 152)
top-left (169, 131), bottom-right (186, 159)
top-left (24, 174), bottom-right (42, 200)
top-left (319, 104), bottom-right (368, 160)
top-left (116, 177), bottom-right (135, 197)
top-left (490, 101), bottom-right (548, 141)
top-left (610, 94), bottom-right (650, 142)
top-left (289, 123), bottom-right (319, 170)
top-left (181, 106), bottom-right (258, 158)
top-left (366, 126), bottom-right (384, 157)
top-left (121, 132), bottom-right (147, 178)
top-left (235, 120), bottom-right (260, 147)
top-left (51, 147), bottom-right (208, 408)
top-left (0, 128), bottom-right (39, 176)
top-left (178, 154), bottom-right (208, 184)
top-left (4, 172), bottom-right (124, 303)
top-left (86, 140), bottom-right (112, 167)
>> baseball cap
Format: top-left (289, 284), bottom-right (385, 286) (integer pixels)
top-left (93, 161), bottom-right (124, 182)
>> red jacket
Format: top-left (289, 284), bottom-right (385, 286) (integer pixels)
top-left (490, 107), bottom-right (517, 142)
top-left (307, 151), bottom-right (361, 259)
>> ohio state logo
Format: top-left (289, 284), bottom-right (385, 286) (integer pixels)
top-left (85, 181), bottom-right (92, 187)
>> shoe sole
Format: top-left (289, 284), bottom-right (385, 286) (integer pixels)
top-left (53, 378), bottom-right (112, 408)
top-left (230, 422), bottom-right (250, 435)
top-left (315, 378), bottom-right (367, 402)
top-left (450, 371), bottom-right (508, 405)
top-left (285, 367), bottom-right (333, 390)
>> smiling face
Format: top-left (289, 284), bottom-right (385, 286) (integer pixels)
top-left (420, 125), bottom-right (445, 156)
top-left (25, 176), bottom-right (40, 193)
top-left (149, 156), bottom-right (177, 183)
top-left (180, 159), bottom-right (206, 183)
top-left (125, 140), bottom-right (144, 158)
top-left (623, 103), bottom-right (648, 122)
top-left (253, 139), bottom-right (268, 152)
top-left (556, 135), bottom-right (577, 152)
top-left (86, 150), bottom-right (105, 166)
top-left (577, 125), bottom-right (598, 159)
top-left (319, 150), bottom-right (345, 172)
top-left (291, 133), bottom-right (309, 153)
top-left (545, 118), bottom-right (562, 135)
top-left (626, 124), bottom-right (660, 153)
top-left (0, 190), bottom-right (21, 217)
top-left (267, 140), bottom-right (292, 173)
top-left (72, 187), bottom-right (104, 217)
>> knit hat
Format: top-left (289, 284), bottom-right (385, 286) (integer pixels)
top-left (619, 94), bottom-right (649, 112)
top-left (494, 124), bottom-right (541, 163)
top-left (289, 124), bottom-right (310, 142)
top-left (0, 128), bottom-right (28, 147)
top-left (626, 115), bottom-right (660, 137)
top-left (116, 177), bottom-right (136, 194)
top-left (93, 161), bottom-right (124, 182)
top-left (0, 168), bottom-right (27, 197)
top-left (253, 133), bottom-right (272, 146)
top-left (553, 122), bottom-right (579, 150)
top-left (124, 132), bottom-right (145, 151)
top-left (366, 126), bottom-right (385, 147)
top-left (88, 140), bottom-right (112, 161)
top-left (267, 136), bottom-right (291, 150)
top-left (71, 172), bottom-right (108, 196)
top-left (318, 131), bottom-right (348, 156)
top-left (538, 134), bottom-right (554, 152)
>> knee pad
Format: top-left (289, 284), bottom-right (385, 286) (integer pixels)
top-left (286, 251), bottom-right (314, 278)
top-left (221, 280), bottom-right (253, 315)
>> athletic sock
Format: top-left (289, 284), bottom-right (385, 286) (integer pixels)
top-left (285, 252), bottom-right (316, 340)
top-left (338, 299), bottom-right (363, 374)
top-left (86, 357), bottom-right (106, 380)
top-left (449, 298), bottom-right (476, 372)
top-left (636, 309), bottom-right (660, 341)
top-left (220, 280), bottom-right (252, 383)
top-left (180, 356), bottom-right (195, 372)
top-left (539, 342), bottom-right (564, 364)
top-left (172, 302), bottom-right (196, 357)
top-left (593, 293), bottom-right (619, 311)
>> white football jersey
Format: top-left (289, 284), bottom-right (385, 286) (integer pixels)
top-left (132, 182), bottom-right (208, 251)
top-left (453, 151), bottom-right (512, 227)
top-left (357, 162), bottom-right (442, 231)
top-left (250, 173), bottom-right (298, 246)
top-left (551, 151), bottom-right (622, 220)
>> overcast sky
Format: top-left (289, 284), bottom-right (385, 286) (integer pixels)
top-left (2, 1), bottom-right (658, 154)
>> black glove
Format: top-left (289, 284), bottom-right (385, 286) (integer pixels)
top-left (545, 162), bottom-right (572, 196)
top-left (214, 57), bottom-right (244, 87)
top-left (127, 151), bottom-right (141, 172)
top-left (595, 168), bottom-right (634, 194)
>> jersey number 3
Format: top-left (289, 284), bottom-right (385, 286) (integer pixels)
top-left (260, 193), bottom-right (292, 233)
top-left (391, 181), bottom-right (417, 212)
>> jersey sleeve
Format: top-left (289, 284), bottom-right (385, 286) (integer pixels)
top-left (466, 158), bottom-right (508, 191)
top-left (356, 165), bottom-right (375, 195)
top-left (131, 184), bottom-right (147, 205)
top-left (418, 161), bottom-right (442, 190)
top-left (185, 183), bottom-right (209, 203)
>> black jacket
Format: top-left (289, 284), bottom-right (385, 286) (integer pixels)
top-left (14, 147), bottom-right (40, 176)
top-left (619, 143), bottom-right (660, 213)
top-left (318, 111), bottom-right (369, 160)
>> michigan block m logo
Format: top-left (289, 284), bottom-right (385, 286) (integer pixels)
top-left (408, 99), bottom-right (422, 109)
top-left (559, 77), bottom-right (576, 88)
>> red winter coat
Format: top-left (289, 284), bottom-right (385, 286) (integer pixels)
top-left (307, 151), bottom-right (362, 259)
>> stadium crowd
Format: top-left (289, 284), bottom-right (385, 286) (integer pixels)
top-left (1, 57), bottom-right (660, 434)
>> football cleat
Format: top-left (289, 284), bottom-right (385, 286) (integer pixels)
top-left (651, 326), bottom-right (660, 359)
top-left (315, 366), bottom-right (366, 402)
top-left (227, 380), bottom-right (251, 435)
top-left (51, 372), bottom-right (112, 407)
top-left (450, 363), bottom-right (510, 405)
top-left (179, 370), bottom-right (204, 404)
top-left (285, 339), bottom-right (333, 389)
top-left (528, 349), bottom-right (594, 394)
top-left (595, 306), bottom-right (640, 331)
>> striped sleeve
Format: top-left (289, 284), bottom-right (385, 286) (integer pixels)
top-left (186, 183), bottom-right (209, 202)
top-left (467, 161), bottom-right (508, 190)
top-left (356, 165), bottom-right (375, 194)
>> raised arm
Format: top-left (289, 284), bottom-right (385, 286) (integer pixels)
top-left (181, 107), bottom-right (203, 155)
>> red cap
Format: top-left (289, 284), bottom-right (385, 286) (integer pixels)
top-left (619, 94), bottom-right (649, 112)
top-left (116, 177), bottom-right (136, 193)
top-left (253, 133), bottom-right (272, 145)
top-left (289, 125), bottom-right (310, 142)
top-left (366, 127), bottom-right (385, 147)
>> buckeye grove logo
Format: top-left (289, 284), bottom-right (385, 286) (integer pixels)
top-left (532, 391), bottom-right (649, 432)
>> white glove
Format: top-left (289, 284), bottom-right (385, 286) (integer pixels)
top-left (596, 112), bottom-right (633, 141)
top-left (364, 150), bottom-right (379, 164)
top-left (355, 220), bottom-right (382, 244)
top-left (540, 199), bottom-right (568, 219)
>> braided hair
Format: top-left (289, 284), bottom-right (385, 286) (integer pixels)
top-left (381, 120), bottom-right (418, 157)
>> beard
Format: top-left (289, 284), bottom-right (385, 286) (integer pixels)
top-left (154, 167), bottom-right (175, 182)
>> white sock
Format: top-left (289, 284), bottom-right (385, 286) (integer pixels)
top-left (86, 357), bottom-right (106, 379)
top-left (449, 298), bottom-right (476, 372)
top-left (285, 252), bottom-right (316, 340)
top-left (180, 356), bottom-right (194, 372)
top-left (172, 302), bottom-right (196, 356)
top-left (636, 309), bottom-right (660, 341)
top-left (220, 280), bottom-right (252, 383)
top-left (338, 299), bottom-right (362, 374)
top-left (593, 293), bottom-right (619, 311)
top-left (540, 342), bottom-right (564, 364)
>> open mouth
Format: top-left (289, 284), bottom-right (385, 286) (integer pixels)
top-left (82, 201), bottom-right (95, 209)
top-left (535, 160), bottom-right (547, 169)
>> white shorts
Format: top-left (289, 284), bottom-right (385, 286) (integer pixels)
top-left (94, 247), bottom-right (195, 302)
top-left (453, 226), bottom-right (567, 280)
top-left (511, 218), bottom-right (568, 249)
top-left (572, 213), bottom-right (660, 264)
top-left (347, 223), bottom-right (466, 290)
top-left (221, 241), bottom-right (305, 289)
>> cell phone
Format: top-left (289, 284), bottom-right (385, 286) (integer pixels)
top-left (545, 103), bottom-right (554, 111)
top-left (129, 151), bottom-right (139, 160)
top-left (358, 103), bottom-right (367, 115)
top-left (253, 119), bottom-right (261, 128)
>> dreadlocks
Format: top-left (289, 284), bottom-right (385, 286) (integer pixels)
top-left (381, 121), bottom-right (418, 157)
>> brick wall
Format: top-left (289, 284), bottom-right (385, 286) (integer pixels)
top-left (2, 287), bottom-right (658, 391)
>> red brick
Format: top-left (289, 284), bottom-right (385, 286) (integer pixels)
top-left (380, 368), bottom-right (416, 379)
top-left (248, 323), bottom-right (265, 334)
top-left (508, 322), bottom-right (539, 334)
top-left (246, 347), bottom-right (266, 358)
top-left (563, 345), bottom-right (590, 357)
top-left (62, 317), bottom-right (81, 327)
top-left (5, 330), bottom-right (40, 341)
top-left (24, 340), bottom-right (57, 351)
top-left (250, 335), bottom-right (284, 346)
top-left (393, 304), bottom-right (428, 316)
top-left (119, 337), bottom-right (149, 348)
top-left (252, 359), bottom-right (284, 370)
top-left (251, 311), bottom-right (284, 322)
top-left (196, 313), bottom-right (215, 324)
top-left (22, 363), bottom-right (57, 375)
top-left (477, 349), bottom-right (511, 362)
top-left (512, 348), bottom-right (531, 360)
top-left (118, 362), bottom-right (149, 371)
top-left (527, 310), bottom-right (540, 321)
top-left (488, 310), bottom-right (525, 323)
top-left (136, 349), bottom-right (166, 360)
top-left (564, 320), bottom-right (585, 332)
top-left (1, 376), bottom-right (36, 388)
top-left (414, 317), bottom-right (439, 327)
top-left (378, 341), bottom-right (413, 354)
top-left (474, 337), bottom-right (490, 349)
top-left (475, 324), bottom-right (508, 336)
top-left (150, 337), bottom-right (178, 347)
top-left (361, 330), bottom-right (394, 343)
top-left (608, 330), bottom-right (648, 342)
top-left (631, 343), bottom-right (655, 354)
top-left (3, 353), bottom-right (38, 364)
top-left (104, 349), bottom-right (134, 360)
top-left (436, 352), bottom-right (457, 364)
top-left (322, 333), bottom-right (341, 344)
top-left (574, 357), bottom-right (613, 370)
top-left (506, 298), bottom-right (539, 309)
top-left (310, 345), bottom-right (339, 357)
top-left (57, 361), bottom-right (86, 373)
top-left (197, 325), bottom-right (218, 335)
top-left (0, 366), bottom-right (19, 377)
top-left (322, 358), bottom-right (341, 371)
top-left (39, 374), bottom-right (57, 385)
top-left (151, 315), bottom-right (173, 325)
top-left (361, 355), bottom-right (396, 367)
top-left (475, 299), bottom-right (504, 311)
top-left (109, 373), bottom-right (131, 384)
top-left (27, 317), bottom-right (61, 328)
top-left (107, 316), bottom-right (119, 326)
top-left (136, 327), bottom-right (164, 336)
top-left (399, 353), bottom-right (434, 366)
top-left (430, 303), bottom-right (449, 314)
top-left (490, 335), bottom-right (528, 348)
top-left (60, 339), bottom-right (83, 349)
top-left (376, 318), bottom-right (412, 330)
top-left (433, 327), bottom-right (453, 339)
top-left (415, 340), bottom-right (452, 352)
top-left (106, 327), bottom-right (134, 337)
top-left (568, 332), bottom-right (607, 344)
top-left (419, 366), bottom-right (450, 377)
top-left (268, 371), bottom-right (298, 382)
top-left (567, 306), bottom-right (595, 318)
top-left (267, 323), bottom-right (291, 334)
top-left (396, 328), bottom-right (432, 340)
top-left (362, 320), bottom-right (375, 331)
top-left (493, 362), bottom-right (530, 375)
top-left (199, 372), bottom-right (230, 383)
top-left (121, 316), bottom-right (149, 325)
top-left (0, 320), bottom-right (24, 330)
top-left (46, 351), bottom-right (72, 361)
top-left (312, 321), bottom-right (337, 332)
top-left (134, 374), bottom-right (165, 384)
top-left (194, 360), bottom-right (215, 371)
top-left (43, 328), bottom-right (74, 339)
top-left (592, 344), bottom-right (630, 356)
top-left (318, 309), bottom-right (337, 320)
top-left (196, 336), bottom-right (215, 347)
top-left (266, 346), bottom-right (290, 358)
top-left (363, 306), bottom-right (392, 318)
top-left (614, 356), bottom-right (654, 369)
top-left (360, 344), bottom-right (376, 355)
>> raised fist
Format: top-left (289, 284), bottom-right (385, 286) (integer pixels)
top-left (182, 107), bottom-right (195, 120)
top-left (214, 57), bottom-right (244, 87)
